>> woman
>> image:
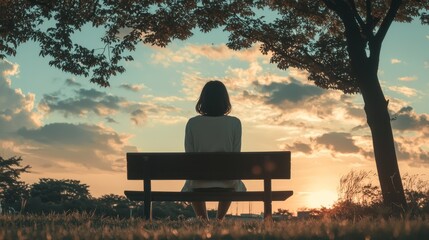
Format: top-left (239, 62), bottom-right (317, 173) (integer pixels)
top-left (182, 80), bottom-right (246, 221)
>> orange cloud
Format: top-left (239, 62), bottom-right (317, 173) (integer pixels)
top-left (150, 43), bottom-right (269, 67)
top-left (398, 76), bottom-right (417, 81)
top-left (391, 58), bottom-right (402, 64)
top-left (388, 86), bottom-right (418, 97)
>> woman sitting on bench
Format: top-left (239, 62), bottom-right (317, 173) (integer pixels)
top-left (181, 80), bottom-right (246, 221)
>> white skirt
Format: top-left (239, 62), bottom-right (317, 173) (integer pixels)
top-left (181, 180), bottom-right (247, 192)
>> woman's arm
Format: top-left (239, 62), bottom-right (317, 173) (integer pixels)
top-left (233, 118), bottom-right (242, 152)
top-left (184, 120), bottom-right (194, 152)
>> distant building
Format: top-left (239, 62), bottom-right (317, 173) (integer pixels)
top-left (272, 214), bottom-right (292, 221)
top-left (297, 211), bottom-right (311, 219)
top-left (226, 213), bottom-right (263, 220)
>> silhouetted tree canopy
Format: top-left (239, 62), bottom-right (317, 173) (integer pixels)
top-left (30, 178), bottom-right (91, 203)
top-left (95, 194), bottom-right (133, 217)
top-left (0, 1), bottom-right (427, 88)
top-left (0, 156), bottom-right (30, 211)
top-left (0, 156), bottom-right (30, 189)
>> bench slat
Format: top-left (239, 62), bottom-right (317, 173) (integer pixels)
top-left (124, 190), bottom-right (293, 202)
top-left (127, 151), bottom-right (291, 180)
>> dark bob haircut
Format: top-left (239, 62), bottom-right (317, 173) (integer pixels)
top-left (196, 81), bottom-right (232, 116)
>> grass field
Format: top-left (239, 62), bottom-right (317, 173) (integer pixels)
top-left (1, 213), bottom-right (429, 239)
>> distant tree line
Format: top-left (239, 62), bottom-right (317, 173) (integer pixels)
top-left (2, 156), bottom-right (429, 219)
top-left (0, 156), bottom-right (194, 219)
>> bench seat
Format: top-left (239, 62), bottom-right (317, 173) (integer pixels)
top-left (125, 190), bottom-right (293, 202)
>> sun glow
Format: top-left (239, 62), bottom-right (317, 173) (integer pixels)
top-left (305, 190), bottom-right (338, 209)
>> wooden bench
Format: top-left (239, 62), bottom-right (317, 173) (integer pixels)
top-left (124, 151), bottom-right (293, 220)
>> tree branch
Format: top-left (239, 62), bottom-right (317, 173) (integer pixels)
top-left (347, 0), bottom-right (365, 29)
top-left (321, 0), bottom-right (338, 12)
top-left (374, 0), bottom-right (402, 44)
top-left (365, 0), bottom-right (373, 27)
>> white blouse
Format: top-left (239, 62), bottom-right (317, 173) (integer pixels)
top-left (181, 115), bottom-right (246, 192)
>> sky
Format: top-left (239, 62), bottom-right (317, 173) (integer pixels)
top-left (1, 17), bottom-right (428, 215)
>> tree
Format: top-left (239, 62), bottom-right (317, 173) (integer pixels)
top-left (273, 208), bottom-right (293, 220)
top-left (1, 1), bottom-right (428, 213)
top-left (28, 178), bottom-right (92, 213)
top-left (0, 156), bottom-right (30, 212)
top-left (152, 201), bottom-right (195, 220)
top-left (30, 178), bottom-right (91, 203)
top-left (2, 181), bottom-right (30, 213)
top-left (223, 1), bottom-right (428, 214)
top-left (95, 194), bottom-right (134, 218)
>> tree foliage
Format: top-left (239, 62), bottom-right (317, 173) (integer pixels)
top-left (0, 156), bottom-right (30, 211)
top-left (30, 178), bottom-right (91, 203)
top-left (0, 156), bottom-right (30, 189)
top-left (1, 1), bottom-right (427, 88)
top-left (27, 178), bottom-right (93, 213)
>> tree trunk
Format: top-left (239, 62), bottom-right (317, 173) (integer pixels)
top-left (358, 71), bottom-right (408, 214)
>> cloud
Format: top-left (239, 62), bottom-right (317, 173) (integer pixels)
top-left (38, 86), bottom-right (182, 125)
top-left (391, 106), bottom-right (429, 132)
top-left (388, 86), bottom-right (418, 97)
top-left (345, 104), bottom-right (366, 121)
top-left (151, 46), bottom-right (197, 67)
top-left (65, 78), bottom-right (82, 87)
top-left (385, 106), bottom-right (429, 166)
top-left (391, 58), bottom-right (402, 64)
top-left (130, 109), bottom-right (146, 125)
top-left (150, 43), bottom-right (268, 67)
top-left (39, 88), bottom-right (124, 117)
top-left (398, 76), bottom-right (417, 81)
top-left (186, 43), bottom-right (266, 62)
top-left (287, 68), bottom-right (311, 85)
top-left (0, 61), bottom-right (137, 172)
top-left (279, 132), bottom-right (372, 159)
top-left (0, 60), bottom-right (41, 138)
top-left (315, 132), bottom-right (361, 154)
top-left (257, 80), bottom-right (325, 105)
top-left (119, 83), bottom-right (145, 92)
top-left (283, 142), bottom-right (313, 154)
top-left (16, 123), bottom-right (130, 171)
top-left (105, 117), bottom-right (118, 123)
top-left (395, 136), bottom-right (429, 166)
top-left (142, 95), bottom-right (185, 102)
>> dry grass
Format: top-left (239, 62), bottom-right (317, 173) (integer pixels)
top-left (0, 213), bottom-right (428, 239)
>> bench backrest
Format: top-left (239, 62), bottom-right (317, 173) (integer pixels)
top-left (127, 151), bottom-right (291, 180)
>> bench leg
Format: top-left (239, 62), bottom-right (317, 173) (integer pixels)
top-left (264, 200), bottom-right (272, 220)
top-left (264, 179), bottom-right (272, 220)
top-left (144, 179), bottom-right (152, 220)
top-left (144, 201), bottom-right (152, 220)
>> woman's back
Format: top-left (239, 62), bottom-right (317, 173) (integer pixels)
top-left (185, 115), bottom-right (241, 153)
